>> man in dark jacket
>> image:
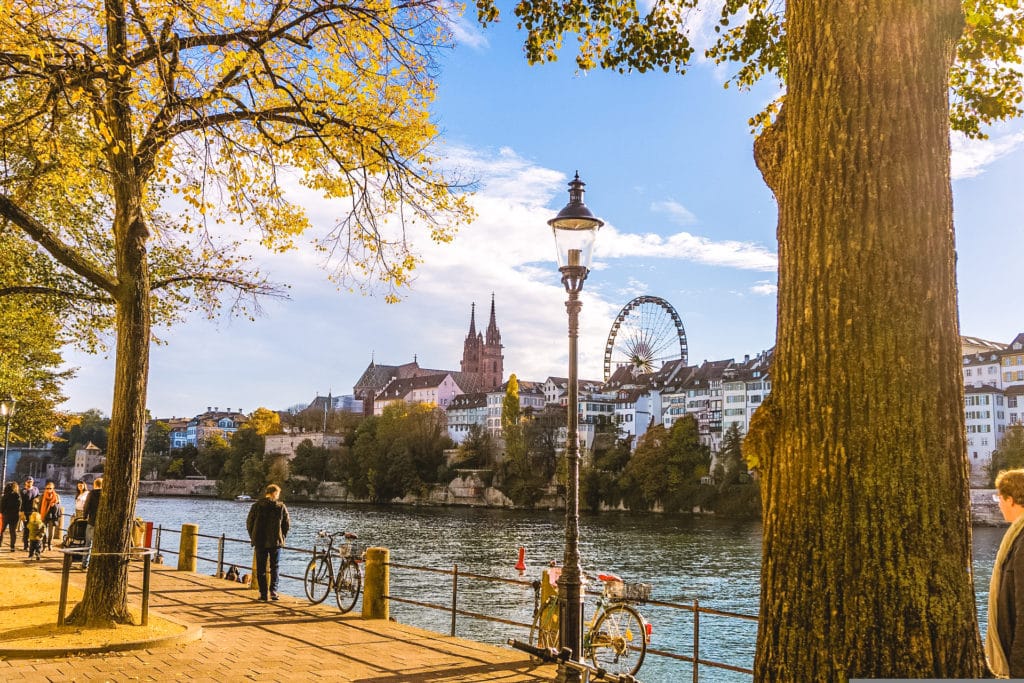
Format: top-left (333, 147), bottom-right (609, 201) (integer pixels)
top-left (246, 484), bottom-right (290, 601)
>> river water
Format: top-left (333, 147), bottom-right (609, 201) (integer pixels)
top-left (134, 497), bottom-right (1005, 683)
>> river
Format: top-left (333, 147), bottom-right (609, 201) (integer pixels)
top-left (133, 497), bottom-right (1005, 683)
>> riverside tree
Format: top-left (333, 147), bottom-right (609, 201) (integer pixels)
top-left (476, 0), bottom-right (1024, 676)
top-left (0, 0), bottom-right (471, 626)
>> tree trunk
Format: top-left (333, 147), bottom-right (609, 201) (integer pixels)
top-left (66, 0), bottom-right (150, 627)
top-left (751, 0), bottom-right (984, 678)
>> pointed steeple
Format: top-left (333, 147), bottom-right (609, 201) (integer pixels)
top-left (486, 294), bottom-right (501, 346)
top-left (466, 302), bottom-right (477, 339)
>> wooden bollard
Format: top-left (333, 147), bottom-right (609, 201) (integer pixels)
top-left (362, 547), bottom-right (389, 620)
top-left (177, 523), bottom-right (198, 572)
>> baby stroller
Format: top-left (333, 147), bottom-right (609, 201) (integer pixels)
top-left (62, 518), bottom-right (89, 562)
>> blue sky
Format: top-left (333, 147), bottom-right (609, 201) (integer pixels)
top-left (60, 10), bottom-right (1024, 419)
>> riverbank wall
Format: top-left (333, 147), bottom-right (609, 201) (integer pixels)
top-left (136, 476), bottom-right (1007, 525)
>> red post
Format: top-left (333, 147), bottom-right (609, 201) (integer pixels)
top-left (515, 546), bottom-right (526, 572)
top-left (144, 521), bottom-right (154, 548)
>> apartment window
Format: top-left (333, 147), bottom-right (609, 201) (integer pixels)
top-left (966, 368), bottom-right (973, 376)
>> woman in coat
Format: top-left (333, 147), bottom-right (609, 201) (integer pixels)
top-left (1, 482), bottom-right (22, 552)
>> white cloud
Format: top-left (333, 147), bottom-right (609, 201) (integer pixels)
top-left (450, 16), bottom-right (489, 51)
top-left (61, 145), bottom-right (780, 416)
top-left (952, 131), bottom-right (1024, 180)
top-left (596, 225), bottom-right (777, 272)
top-left (650, 199), bottom-right (697, 226)
top-left (750, 280), bottom-right (777, 296)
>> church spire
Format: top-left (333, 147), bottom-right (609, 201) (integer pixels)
top-left (486, 294), bottom-right (501, 346)
top-left (466, 302), bottom-right (477, 339)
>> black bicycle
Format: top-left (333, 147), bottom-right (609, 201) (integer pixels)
top-left (304, 530), bottom-right (361, 613)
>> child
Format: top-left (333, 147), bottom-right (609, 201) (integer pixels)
top-left (27, 511), bottom-right (45, 560)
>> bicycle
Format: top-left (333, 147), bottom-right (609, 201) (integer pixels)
top-left (304, 530), bottom-right (362, 613)
top-left (529, 566), bottom-right (650, 677)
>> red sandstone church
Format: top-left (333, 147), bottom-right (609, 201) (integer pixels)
top-left (352, 296), bottom-right (504, 416)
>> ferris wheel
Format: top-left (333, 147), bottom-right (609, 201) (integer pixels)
top-left (603, 296), bottom-right (688, 381)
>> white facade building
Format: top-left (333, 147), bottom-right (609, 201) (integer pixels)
top-left (446, 393), bottom-right (488, 444)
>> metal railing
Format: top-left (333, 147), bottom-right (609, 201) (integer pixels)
top-left (385, 560), bottom-right (755, 681)
top-left (143, 521), bottom-right (754, 680)
top-left (56, 547), bottom-right (158, 626)
top-left (152, 524), bottom-right (317, 588)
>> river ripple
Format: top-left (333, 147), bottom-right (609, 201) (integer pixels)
top-left (134, 497), bottom-right (1003, 683)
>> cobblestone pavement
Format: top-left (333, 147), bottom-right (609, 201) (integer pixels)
top-left (0, 552), bottom-right (555, 682)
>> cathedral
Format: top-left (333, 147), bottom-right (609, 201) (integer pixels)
top-left (352, 295), bottom-right (504, 415)
top-left (459, 296), bottom-right (504, 393)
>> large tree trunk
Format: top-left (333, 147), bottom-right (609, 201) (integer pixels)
top-left (66, 0), bottom-right (150, 627)
top-left (751, 0), bottom-right (984, 678)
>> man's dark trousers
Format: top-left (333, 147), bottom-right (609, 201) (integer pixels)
top-left (255, 546), bottom-right (280, 598)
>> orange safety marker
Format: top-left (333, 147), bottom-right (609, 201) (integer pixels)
top-left (515, 546), bottom-right (526, 572)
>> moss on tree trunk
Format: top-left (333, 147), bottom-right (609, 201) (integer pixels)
top-left (751, 0), bottom-right (984, 678)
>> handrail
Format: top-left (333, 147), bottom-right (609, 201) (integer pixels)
top-left (131, 518), bottom-right (754, 680)
top-left (56, 547), bottom-right (157, 627)
top-left (386, 559), bottom-right (755, 680)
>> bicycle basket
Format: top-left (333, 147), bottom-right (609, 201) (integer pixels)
top-left (605, 580), bottom-right (651, 602)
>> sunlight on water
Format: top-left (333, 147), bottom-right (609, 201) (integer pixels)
top-left (135, 498), bottom-right (1004, 683)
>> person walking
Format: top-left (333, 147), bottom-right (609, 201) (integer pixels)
top-left (19, 477), bottom-right (39, 551)
top-left (72, 480), bottom-right (88, 520)
top-left (1, 482), bottom-right (21, 551)
top-left (988, 468), bottom-right (1024, 678)
top-left (38, 481), bottom-right (62, 551)
top-left (246, 484), bottom-right (290, 602)
top-left (81, 478), bottom-right (102, 570)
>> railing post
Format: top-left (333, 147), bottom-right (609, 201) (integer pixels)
top-left (142, 551), bottom-right (152, 626)
top-left (451, 563), bottom-right (459, 637)
top-left (362, 546), bottom-right (390, 620)
top-left (693, 599), bottom-right (700, 683)
top-left (178, 523), bottom-right (198, 572)
top-left (217, 533), bottom-right (225, 577)
top-left (155, 524), bottom-right (163, 561)
top-left (57, 551), bottom-right (73, 626)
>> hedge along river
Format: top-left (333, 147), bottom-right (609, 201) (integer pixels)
top-left (133, 497), bottom-right (1006, 682)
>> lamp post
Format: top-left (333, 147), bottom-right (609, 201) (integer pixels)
top-left (548, 173), bottom-right (603, 683)
top-left (1, 396), bottom-right (15, 491)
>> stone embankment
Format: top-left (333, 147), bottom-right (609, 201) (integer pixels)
top-left (972, 488), bottom-right (1005, 526)
top-left (137, 476), bottom-right (1009, 525)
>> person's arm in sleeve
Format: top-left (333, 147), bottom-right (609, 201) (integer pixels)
top-left (246, 504), bottom-right (256, 544)
top-left (281, 505), bottom-right (290, 539)
top-left (1009, 545), bottom-right (1024, 676)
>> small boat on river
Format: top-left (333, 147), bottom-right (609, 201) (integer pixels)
top-left (234, 494), bottom-right (252, 502)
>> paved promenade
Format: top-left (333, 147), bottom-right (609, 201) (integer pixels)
top-left (0, 553), bottom-right (555, 682)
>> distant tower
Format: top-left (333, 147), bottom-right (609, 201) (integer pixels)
top-left (461, 296), bottom-right (504, 392)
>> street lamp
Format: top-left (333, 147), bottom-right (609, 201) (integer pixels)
top-left (548, 172), bottom-right (603, 682)
top-left (1, 396), bottom-right (15, 491)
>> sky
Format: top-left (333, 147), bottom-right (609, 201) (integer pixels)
top-left (59, 8), bottom-right (1024, 419)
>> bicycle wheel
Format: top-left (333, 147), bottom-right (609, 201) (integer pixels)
top-left (335, 558), bottom-right (361, 614)
top-left (529, 596), bottom-right (560, 661)
top-left (588, 604), bottom-right (647, 676)
top-left (304, 555), bottom-right (332, 604)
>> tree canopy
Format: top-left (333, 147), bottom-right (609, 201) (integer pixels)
top-left (1, 0), bottom-right (472, 627)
